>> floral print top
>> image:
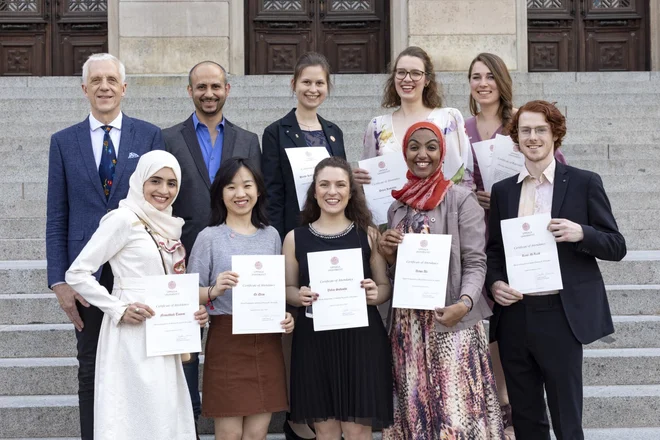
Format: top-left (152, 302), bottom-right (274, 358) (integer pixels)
top-left (361, 107), bottom-right (474, 188)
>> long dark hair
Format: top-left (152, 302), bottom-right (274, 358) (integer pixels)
top-left (300, 157), bottom-right (375, 233)
top-left (382, 46), bottom-right (443, 109)
top-left (209, 158), bottom-right (269, 228)
top-left (468, 53), bottom-right (514, 132)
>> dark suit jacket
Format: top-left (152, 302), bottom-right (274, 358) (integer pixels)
top-left (46, 114), bottom-right (164, 287)
top-left (261, 108), bottom-right (346, 240)
top-left (162, 114), bottom-right (261, 255)
top-left (486, 162), bottom-right (626, 345)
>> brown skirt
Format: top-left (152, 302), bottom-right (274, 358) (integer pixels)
top-left (202, 314), bottom-right (289, 418)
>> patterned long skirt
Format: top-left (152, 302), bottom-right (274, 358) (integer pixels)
top-left (383, 309), bottom-right (504, 440)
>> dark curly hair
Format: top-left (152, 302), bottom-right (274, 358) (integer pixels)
top-left (468, 53), bottom-right (514, 133)
top-left (507, 100), bottom-right (566, 149)
top-left (381, 46), bottom-right (443, 109)
top-left (300, 157), bottom-right (375, 233)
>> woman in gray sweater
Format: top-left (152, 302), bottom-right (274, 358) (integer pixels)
top-left (187, 158), bottom-right (294, 440)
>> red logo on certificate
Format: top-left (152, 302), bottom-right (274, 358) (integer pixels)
top-left (522, 223), bottom-right (530, 232)
top-left (420, 240), bottom-right (428, 248)
top-left (168, 281), bottom-right (176, 289)
top-left (255, 261), bottom-right (263, 270)
top-left (378, 161), bottom-right (386, 169)
top-left (489, 144), bottom-right (494, 152)
top-left (331, 256), bottom-right (339, 265)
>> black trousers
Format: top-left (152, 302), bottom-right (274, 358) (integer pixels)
top-left (75, 263), bottom-right (202, 439)
top-left (496, 294), bottom-right (584, 440)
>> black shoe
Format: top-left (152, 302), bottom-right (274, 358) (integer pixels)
top-left (283, 418), bottom-right (316, 440)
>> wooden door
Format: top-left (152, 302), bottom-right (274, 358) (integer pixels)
top-left (0, 0), bottom-right (107, 76)
top-left (527, 0), bottom-right (649, 72)
top-left (246, 0), bottom-right (389, 74)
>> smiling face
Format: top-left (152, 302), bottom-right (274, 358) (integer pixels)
top-left (293, 65), bottom-right (328, 111)
top-left (469, 61), bottom-right (500, 108)
top-left (143, 167), bottom-right (178, 211)
top-left (405, 128), bottom-right (442, 179)
top-left (314, 166), bottom-right (351, 216)
top-left (188, 63), bottom-right (230, 117)
top-left (82, 59), bottom-right (126, 123)
top-left (394, 55), bottom-right (428, 104)
top-left (517, 111), bottom-right (557, 167)
top-left (222, 166), bottom-right (259, 218)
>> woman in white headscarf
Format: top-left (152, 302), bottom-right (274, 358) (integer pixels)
top-left (66, 150), bottom-right (208, 440)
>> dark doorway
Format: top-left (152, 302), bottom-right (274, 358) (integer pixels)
top-left (246, 0), bottom-right (389, 74)
top-left (0, 0), bottom-right (108, 76)
top-left (527, 0), bottom-right (650, 71)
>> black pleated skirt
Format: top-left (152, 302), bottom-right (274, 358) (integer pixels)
top-left (289, 305), bottom-right (393, 429)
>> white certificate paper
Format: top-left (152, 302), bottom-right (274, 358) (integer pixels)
top-left (145, 273), bottom-right (202, 357)
top-left (358, 154), bottom-right (408, 225)
top-left (284, 147), bottom-right (330, 210)
top-left (501, 213), bottom-right (563, 294)
top-left (392, 233), bottom-right (452, 310)
top-left (472, 135), bottom-right (524, 192)
top-left (307, 248), bottom-right (368, 331)
top-left (231, 255), bottom-right (286, 335)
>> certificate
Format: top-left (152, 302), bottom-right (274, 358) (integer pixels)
top-left (358, 154), bottom-right (408, 225)
top-left (307, 248), bottom-right (368, 331)
top-left (489, 135), bottom-right (524, 191)
top-left (231, 255), bottom-right (286, 335)
top-left (144, 273), bottom-right (202, 357)
top-left (392, 233), bottom-right (451, 310)
top-left (471, 135), bottom-right (524, 192)
top-left (284, 147), bottom-right (330, 210)
top-left (501, 213), bottom-right (563, 294)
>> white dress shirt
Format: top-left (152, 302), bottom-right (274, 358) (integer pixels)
top-left (89, 112), bottom-right (123, 169)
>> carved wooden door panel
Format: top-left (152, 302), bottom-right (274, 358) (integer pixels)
top-left (580, 0), bottom-right (648, 71)
top-left (52, 0), bottom-right (108, 75)
top-left (527, 0), bottom-right (649, 71)
top-left (0, 0), bottom-right (107, 76)
top-left (246, 0), bottom-right (389, 74)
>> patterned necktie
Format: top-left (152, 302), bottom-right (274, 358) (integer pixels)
top-left (99, 125), bottom-right (117, 199)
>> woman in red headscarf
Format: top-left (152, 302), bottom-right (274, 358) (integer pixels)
top-left (379, 122), bottom-right (504, 439)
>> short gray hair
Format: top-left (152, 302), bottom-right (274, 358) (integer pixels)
top-left (82, 53), bottom-right (126, 84)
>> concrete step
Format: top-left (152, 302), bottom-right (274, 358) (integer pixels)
top-left (2, 386), bottom-right (660, 436)
top-left (0, 262), bottom-right (46, 294)
top-left (570, 159), bottom-right (660, 175)
top-left (0, 219), bottom-right (45, 239)
top-left (600, 251), bottom-right (660, 285)
top-left (2, 284), bottom-right (657, 327)
top-left (3, 347), bottom-right (659, 397)
top-left (0, 240), bottom-right (44, 260)
top-left (3, 314), bottom-right (658, 359)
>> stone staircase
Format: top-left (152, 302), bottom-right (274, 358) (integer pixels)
top-left (1, 72), bottom-right (660, 439)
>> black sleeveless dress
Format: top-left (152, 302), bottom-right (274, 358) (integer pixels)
top-left (290, 223), bottom-right (393, 428)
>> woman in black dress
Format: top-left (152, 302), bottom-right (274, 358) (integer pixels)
top-left (282, 156), bottom-right (393, 440)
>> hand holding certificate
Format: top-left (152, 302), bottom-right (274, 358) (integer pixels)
top-left (231, 255), bottom-right (287, 335)
top-left (358, 154), bottom-right (408, 225)
top-left (145, 273), bottom-right (202, 357)
top-left (501, 213), bottom-right (563, 294)
top-left (307, 248), bottom-right (369, 331)
top-left (285, 147), bottom-right (331, 210)
top-left (392, 233), bottom-right (452, 310)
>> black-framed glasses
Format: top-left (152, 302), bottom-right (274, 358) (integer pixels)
top-left (394, 69), bottom-right (427, 81)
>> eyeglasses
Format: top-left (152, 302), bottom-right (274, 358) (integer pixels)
top-left (519, 126), bottom-right (550, 137)
top-left (395, 69), bottom-right (427, 81)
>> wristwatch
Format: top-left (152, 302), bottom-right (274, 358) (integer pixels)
top-left (458, 295), bottom-right (473, 312)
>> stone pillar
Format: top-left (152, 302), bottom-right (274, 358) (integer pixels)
top-left (651, 0), bottom-right (660, 71)
top-left (402, 0), bottom-right (527, 72)
top-left (108, 0), bottom-right (244, 75)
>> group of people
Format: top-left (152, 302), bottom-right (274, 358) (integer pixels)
top-left (46, 46), bottom-right (626, 440)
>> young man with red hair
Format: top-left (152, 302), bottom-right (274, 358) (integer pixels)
top-left (486, 100), bottom-right (626, 440)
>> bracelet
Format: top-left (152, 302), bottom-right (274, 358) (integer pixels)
top-left (207, 285), bottom-right (215, 311)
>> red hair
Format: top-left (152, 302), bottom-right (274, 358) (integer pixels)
top-left (507, 100), bottom-right (567, 149)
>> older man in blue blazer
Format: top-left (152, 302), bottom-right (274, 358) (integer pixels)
top-left (46, 53), bottom-right (163, 440)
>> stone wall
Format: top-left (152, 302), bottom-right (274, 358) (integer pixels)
top-left (400, 0), bottom-right (527, 71)
top-left (109, 0), bottom-right (244, 75)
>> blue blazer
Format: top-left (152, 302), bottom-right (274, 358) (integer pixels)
top-left (46, 114), bottom-right (164, 287)
top-left (486, 162), bottom-right (627, 345)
